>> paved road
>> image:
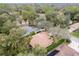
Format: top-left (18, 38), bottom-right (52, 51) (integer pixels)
top-left (68, 35), bottom-right (79, 53)
top-left (70, 35), bottom-right (79, 43)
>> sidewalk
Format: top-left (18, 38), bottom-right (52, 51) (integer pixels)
top-left (68, 36), bottom-right (79, 53)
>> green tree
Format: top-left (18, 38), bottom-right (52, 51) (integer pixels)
top-left (43, 5), bottom-right (56, 21)
top-left (64, 6), bottom-right (79, 21)
top-left (74, 13), bottom-right (79, 22)
top-left (0, 13), bottom-right (16, 34)
top-left (48, 10), bottom-right (70, 28)
top-left (20, 5), bottom-right (37, 26)
top-left (1, 20), bottom-right (16, 34)
top-left (0, 28), bottom-right (32, 56)
top-left (56, 10), bottom-right (70, 28)
top-left (0, 4), bottom-right (8, 9)
top-left (31, 45), bottom-right (47, 56)
top-left (48, 26), bottom-right (70, 42)
top-left (0, 27), bottom-right (47, 56)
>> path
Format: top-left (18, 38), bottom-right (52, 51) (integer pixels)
top-left (68, 35), bottom-right (79, 53)
top-left (69, 22), bottom-right (79, 33)
top-left (55, 44), bottom-right (79, 56)
top-left (68, 22), bottom-right (79, 53)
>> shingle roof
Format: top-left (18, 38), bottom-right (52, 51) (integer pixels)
top-left (30, 32), bottom-right (53, 48)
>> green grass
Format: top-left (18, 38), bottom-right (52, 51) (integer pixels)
top-left (73, 32), bottom-right (79, 38)
top-left (47, 39), bottom-right (65, 52)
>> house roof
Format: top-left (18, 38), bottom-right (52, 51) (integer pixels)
top-left (55, 44), bottom-right (79, 56)
top-left (30, 32), bottom-right (53, 48)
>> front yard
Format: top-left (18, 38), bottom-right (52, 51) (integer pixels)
top-left (72, 32), bottom-right (79, 38)
top-left (47, 39), bottom-right (65, 52)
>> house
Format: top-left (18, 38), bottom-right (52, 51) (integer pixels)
top-left (16, 17), bottom-right (53, 48)
top-left (30, 32), bottom-right (53, 48)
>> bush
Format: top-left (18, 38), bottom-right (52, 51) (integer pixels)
top-left (31, 45), bottom-right (47, 56)
top-left (65, 39), bottom-right (71, 44)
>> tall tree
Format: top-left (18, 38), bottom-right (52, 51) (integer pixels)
top-left (64, 6), bottom-right (79, 21)
top-left (20, 5), bottom-right (37, 26)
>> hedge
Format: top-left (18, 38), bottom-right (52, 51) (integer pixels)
top-left (47, 39), bottom-right (65, 52)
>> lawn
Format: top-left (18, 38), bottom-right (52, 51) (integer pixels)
top-left (73, 32), bottom-right (79, 38)
top-left (47, 39), bottom-right (65, 52)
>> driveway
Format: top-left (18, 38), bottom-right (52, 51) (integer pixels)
top-left (68, 36), bottom-right (79, 53)
top-left (68, 22), bottom-right (79, 53)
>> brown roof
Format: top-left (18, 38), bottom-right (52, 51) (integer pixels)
top-left (55, 44), bottom-right (79, 56)
top-left (30, 32), bottom-right (53, 48)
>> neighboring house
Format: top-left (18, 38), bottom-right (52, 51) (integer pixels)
top-left (55, 44), bottom-right (79, 56)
